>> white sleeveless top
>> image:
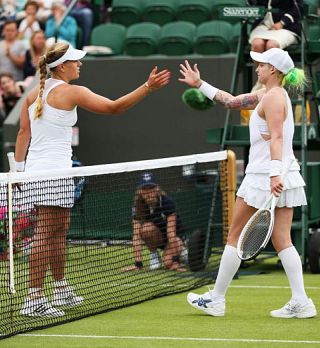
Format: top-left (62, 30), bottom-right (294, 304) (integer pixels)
top-left (26, 78), bottom-right (77, 172)
top-left (245, 88), bottom-right (300, 174)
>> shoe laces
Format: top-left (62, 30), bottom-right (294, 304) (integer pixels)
top-left (284, 300), bottom-right (302, 313)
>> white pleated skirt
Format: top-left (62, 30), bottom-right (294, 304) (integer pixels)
top-left (249, 25), bottom-right (298, 49)
top-left (23, 178), bottom-right (75, 209)
top-left (237, 171), bottom-right (307, 209)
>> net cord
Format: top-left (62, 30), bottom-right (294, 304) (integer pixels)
top-left (0, 151), bottom-right (228, 184)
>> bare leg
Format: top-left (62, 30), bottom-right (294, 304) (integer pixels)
top-left (29, 207), bottom-right (55, 290)
top-left (265, 39), bottom-right (280, 50)
top-left (140, 222), bottom-right (164, 251)
top-left (251, 38), bottom-right (267, 52)
top-left (29, 206), bottom-right (70, 288)
top-left (49, 207), bottom-right (70, 281)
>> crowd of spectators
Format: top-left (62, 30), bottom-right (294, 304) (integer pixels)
top-left (0, 0), bottom-right (111, 124)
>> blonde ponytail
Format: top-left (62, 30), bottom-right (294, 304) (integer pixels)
top-left (33, 43), bottom-right (69, 119)
top-left (34, 55), bottom-right (47, 119)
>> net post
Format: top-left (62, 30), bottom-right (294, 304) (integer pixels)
top-left (220, 150), bottom-right (236, 245)
top-left (7, 152), bottom-right (16, 294)
top-left (7, 174), bottom-right (16, 294)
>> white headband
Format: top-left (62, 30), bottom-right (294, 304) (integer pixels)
top-left (47, 45), bottom-right (87, 69)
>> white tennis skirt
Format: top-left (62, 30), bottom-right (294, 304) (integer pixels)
top-left (237, 171), bottom-right (307, 209)
top-left (23, 178), bottom-right (75, 209)
top-left (249, 25), bottom-right (298, 49)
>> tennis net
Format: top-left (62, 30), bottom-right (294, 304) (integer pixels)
top-left (0, 150), bottom-right (236, 338)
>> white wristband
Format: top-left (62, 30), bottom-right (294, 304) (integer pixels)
top-left (15, 161), bottom-right (25, 172)
top-left (198, 81), bottom-right (219, 100)
top-left (269, 160), bottom-right (282, 177)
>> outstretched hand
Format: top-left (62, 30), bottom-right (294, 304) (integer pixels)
top-left (179, 60), bottom-right (202, 88)
top-left (146, 66), bottom-right (171, 91)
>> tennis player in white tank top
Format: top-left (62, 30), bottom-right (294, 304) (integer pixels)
top-left (14, 43), bottom-right (171, 317)
top-left (179, 48), bottom-right (317, 319)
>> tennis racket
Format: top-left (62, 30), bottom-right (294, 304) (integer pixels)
top-left (237, 158), bottom-right (295, 261)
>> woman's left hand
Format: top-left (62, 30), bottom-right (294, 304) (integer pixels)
top-left (145, 66), bottom-right (171, 91)
top-left (270, 176), bottom-right (283, 197)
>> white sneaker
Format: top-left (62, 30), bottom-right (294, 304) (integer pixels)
top-left (149, 251), bottom-right (161, 270)
top-left (52, 287), bottom-right (84, 307)
top-left (271, 298), bottom-right (317, 319)
top-left (20, 297), bottom-right (65, 317)
top-left (187, 291), bottom-right (225, 316)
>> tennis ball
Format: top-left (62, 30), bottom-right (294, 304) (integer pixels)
top-left (182, 88), bottom-right (215, 111)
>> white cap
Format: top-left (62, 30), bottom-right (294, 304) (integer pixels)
top-left (250, 48), bottom-right (294, 74)
top-left (47, 45), bottom-right (87, 68)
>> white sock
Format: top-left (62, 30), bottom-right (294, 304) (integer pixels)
top-left (278, 246), bottom-right (308, 304)
top-left (210, 245), bottom-right (241, 301)
top-left (54, 278), bottom-right (69, 288)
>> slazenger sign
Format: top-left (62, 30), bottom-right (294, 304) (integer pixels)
top-left (220, 7), bottom-right (265, 18)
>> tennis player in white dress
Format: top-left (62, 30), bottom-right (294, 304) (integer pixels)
top-left (15, 43), bottom-right (170, 317)
top-left (179, 48), bottom-right (317, 319)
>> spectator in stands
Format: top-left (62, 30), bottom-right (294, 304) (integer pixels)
top-left (0, 72), bottom-right (24, 124)
top-left (15, 42), bottom-right (170, 317)
top-left (0, 20), bottom-right (26, 82)
top-left (18, 1), bottom-right (41, 48)
top-left (23, 29), bottom-right (46, 81)
top-left (123, 172), bottom-right (187, 272)
top-left (65, 0), bottom-right (93, 48)
top-left (248, 0), bottom-right (303, 91)
top-left (16, 0), bottom-right (53, 23)
top-left (45, 0), bottom-right (77, 48)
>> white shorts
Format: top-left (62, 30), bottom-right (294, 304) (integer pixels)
top-left (249, 24), bottom-right (298, 49)
top-left (237, 171), bottom-right (307, 209)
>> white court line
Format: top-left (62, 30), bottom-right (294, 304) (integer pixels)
top-left (20, 334), bottom-right (320, 344)
top-left (230, 285), bottom-right (320, 290)
top-left (107, 283), bottom-right (320, 290)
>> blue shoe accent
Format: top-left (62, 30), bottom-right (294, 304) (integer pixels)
top-left (192, 298), bottom-right (212, 308)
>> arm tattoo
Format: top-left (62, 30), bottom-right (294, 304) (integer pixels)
top-left (215, 90), bottom-right (259, 109)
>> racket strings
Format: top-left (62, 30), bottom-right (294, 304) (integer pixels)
top-left (239, 210), bottom-right (272, 260)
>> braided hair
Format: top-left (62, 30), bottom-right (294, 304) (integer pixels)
top-left (34, 43), bottom-right (69, 119)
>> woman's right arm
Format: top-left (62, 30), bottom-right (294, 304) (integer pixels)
top-left (179, 59), bottom-right (263, 110)
top-left (69, 66), bottom-right (170, 115)
top-left (15, 89), bottom-right (37, 163)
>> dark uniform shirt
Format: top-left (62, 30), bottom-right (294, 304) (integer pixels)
top-left (132, 194), bottom-right (184, 241)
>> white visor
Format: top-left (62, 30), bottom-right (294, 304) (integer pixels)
top-left (47, 45), bottom-right (87, 68)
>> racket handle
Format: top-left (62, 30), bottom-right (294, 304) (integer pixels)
top-left (7, 152), bottom-right (16, 172)
top-left (270, 195), bottom-right (280, 210)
